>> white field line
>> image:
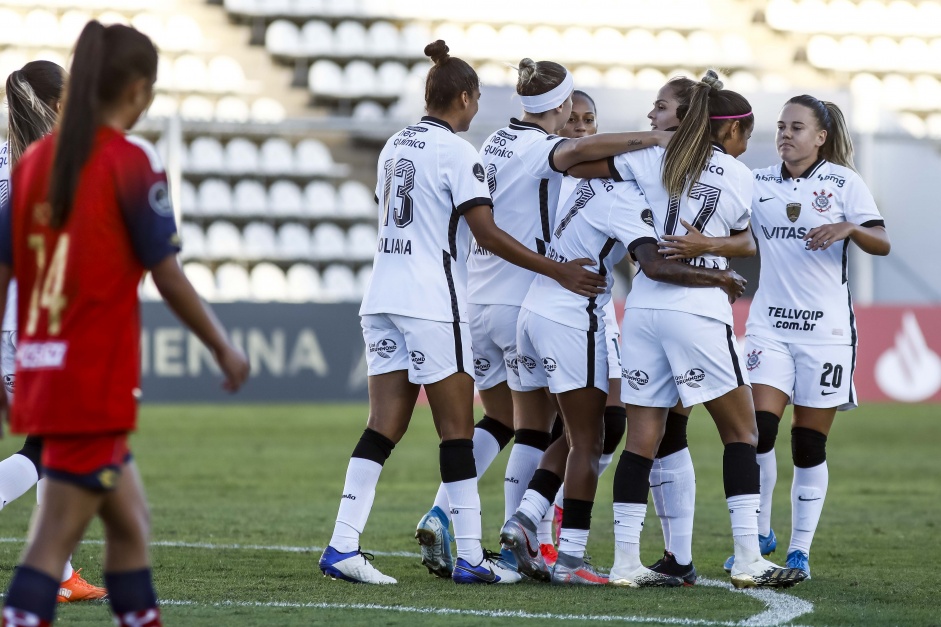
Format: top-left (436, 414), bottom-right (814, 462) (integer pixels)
top-left (0, 538), bottom-right (814, 626)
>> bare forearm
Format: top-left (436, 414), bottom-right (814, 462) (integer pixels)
top-left (555, 132), bottom-right (665, 172)
top-left (151, 259), bottom-right (229, 353)
top-left (706, 230), bottom-right (756, 258)
top-left (476, 229), bottom-right (558, 279)
top-left (850, 225), bottom-right (891, 256)
top-left (643, 259), bottom-right (727, 289)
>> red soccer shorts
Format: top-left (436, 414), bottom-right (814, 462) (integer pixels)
top-left (41, 433), bottom-right (131, 491)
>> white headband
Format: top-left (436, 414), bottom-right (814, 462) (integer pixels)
top-left (519, 70), bottom-right (574, 113)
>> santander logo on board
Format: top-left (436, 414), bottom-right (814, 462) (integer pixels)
top-left (875, 312), bottom-right (941, 402)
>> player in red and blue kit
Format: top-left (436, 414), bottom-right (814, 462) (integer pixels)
top-left (0, 22), bottom-right (248, 627)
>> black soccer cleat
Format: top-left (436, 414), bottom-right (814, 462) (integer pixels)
top-left (648, 550), bottom-right (697, 586)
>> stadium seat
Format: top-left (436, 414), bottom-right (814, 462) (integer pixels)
top-left (656, 30), bottom-right (688, 67)
top-left (164, 14), bottom-right (204, 52)
top-left (625, 29), bottom-right (656, 64)
top-left (216, 96), bottom-right (251, 122)
top-left (376, 61), bottom-right (408, 96)
top-left (355, 265), bottom-right (373, 298)
top-left (310, 223), bottom-right (348, 260)
top-left (295, 139), bottom-right (334, 175)
top-left (251, 98), bottom-right (287, 123)
top-left (250, 263), bottom-right (289, 301)
top-left (208, 56), bottom-right (247, 93)
top-left (592, 28), bottom-right (626, 63)
top-left (326, 0), bottom-right (364, 18)
top-left (266, 19), bottom-right (301, 56)
top-left (321, 264), bottom-right (358, 302)
top-left (368, 21), bottom-right (401, 57)
top-left (179, 222), bottom-right (207, 260)
top-left (573, 66), bottom-right (603, 88)
top-left (24, 10), bottom-right (58, 48)
top-left (260, 138), bottom-right (295, 174)
top-left (604, 67), bottom-right (634, 89)
top-left (344, 61), bottom-right (377, 97)
top-left (293, 0), bottom-right (327, 16)
top-left (183, 262), bottom-right (217, 300)
top-left (347, 224), bottom-right (378, 261)
top-left (139, 272), bottom-right (162, 301)
top-left (309, 60), bottom-right (344, 96)
top-left (558, 27), bottom-right (590, 62)
top-left (269, 180), bottom-right (304, 216)
top-left (98, 11), bottom-right (129, 27)
top-left (337, 180), bottom-right (375, 217)
top-left (635, 67), bottom-right (668, 91)
top-left (400, 23), bottom-right (432, 55)
top-left (353, 100), bottom-right (386, 121)
top-left (180, 96), bottom-right (215, 121)
top-left (286, 263), bottom-right (323, 301)
top-left (0, 9), bottom-right (23, 45)
top-left (206, 221), bottom-right (244, 259)
top-left (131, 13), bottom-right (165, 48)
top-left (60, 10), bottom-right (91, 46)
top-left (465, 24), bottom-right (498, 55)
top-left (688, 31), bottom-right (720, 65)
top-left (188, 137), bottom-right (225, 173)
top-left (233, 180), bottom-right (268, 215)
top-left (215, 263), bottom-right (252, 301)
top-left (497, 25), bottom-right (530, 62)
top-left (243, 222), bottom-right (278, 259)
top-left (226, 138), bottom-right (261, 174)
top-left (304, 181), bottom-right (339, 217)
top-left (147, 94), bottom-right (179, 118)
top-left (720, 33), bottom-right (752, 66)
top-left (174, 55), bottom-right (208, 92)
top-left (198, 179), bottom-right (234, 215)
top-left (179, 180), bottom-right (198, 215)
top-left (278, 222), bottom-right (313, 258)
top-left (335, 21), bottom-right (368, 56)
top-left (300, 20), bottom-right (334, 56)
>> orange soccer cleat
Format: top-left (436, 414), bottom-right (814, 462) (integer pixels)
top-left (58, 569), bottom-right (108, 603)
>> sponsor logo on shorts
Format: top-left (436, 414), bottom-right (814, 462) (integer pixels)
top-left (542, 357), bottom-right (557, 374)
top-left (519, 355), bottom-right (538, 371)
top-left (474, 358), bottom-right (491, 377)
top-left (746, 349), bottom-right (762, 371)
top-left (368, 339), bottom-right (397, 359)
top-left (16, 341), bottom-right (68, 369)
top-left (2, 374), bottom-right (13, 392)
top-left (410, 351), bottom-right (426, 369)
top-left (622, 368), bottom-right (649, 390)
top-left (342, 493), bottom-right (356, 500)
top-left (674, 368), bottom-right (706, 388)
top-left (505, 357), bottom-right (520, 377)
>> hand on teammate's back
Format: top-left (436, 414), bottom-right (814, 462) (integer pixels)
top-left (553, 258), bottom-right (606, 297)
top-left (719, 269), bottom-right (747, 303)
top-left (214, 344), bottom-right (250, 392)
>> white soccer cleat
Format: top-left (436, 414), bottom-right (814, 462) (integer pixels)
top-left (319, 546), bottom-right (397, 584)
top-left (730, 555), bottom-right (806, 589)
top-left (609, 547), bottom-right (683, 588)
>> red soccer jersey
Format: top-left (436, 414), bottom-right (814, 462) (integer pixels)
top-left (0, 127), bottom-right (180, 435)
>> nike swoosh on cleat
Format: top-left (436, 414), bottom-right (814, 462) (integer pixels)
top-left (759, 196), bottom-right (775, 202)
top-left (798, 496), bottom-right (821, 501)
top-left (474, 566), bottom-right (498, 583)
top-left (525, 537), bottom-right (539, 558)
top-left (821, 391), bottom-right (837, 396)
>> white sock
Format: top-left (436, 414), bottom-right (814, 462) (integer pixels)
top-left (537, 507), bottom-right (553, 545)
top-left (789, 462), bottom-right (828, 555)
top-left (444, 477), bottom-right (483, 564)
top-left (36, 477), bottom-right (46, 505)
top-left (504, 443), bottom-right (544, 521)
top-left (0, 453), bottom-right (39, 510)
top-left (727, 494), bottom-right (761, 563)
top-left (431, 426), bottom-right (503, 521)
top-left (613, 502), bottom-right (646, 570)
top-left (553, 485), bottom-right (564, 509)
top-left (558, 528), bottom-right (589, 558)
top-left (757, 450), bottom-right (777, 537)
top-left (329, 457), bottom-right (383, 553)
top-left (598, 453), bottom-right (614, 476)
top-left (650, 448), bottom-right (696, 565)
top-left (517, 488), bottom-right (551, 528)
top-left (61, 561), bottom-right (73, 582)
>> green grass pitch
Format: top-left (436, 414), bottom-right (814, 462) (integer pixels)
top-left (0, 402), bottom-right (937, 626)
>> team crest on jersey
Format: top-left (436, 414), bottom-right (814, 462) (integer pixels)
top-left (410, 351), bottom-right (426, 369)
top-left (786, 202), bottom-right (801, 223)
top-left (32, 202), bottom-right (52, 226)
top-left (369, 339), bottom-right (397, 359)
top-left (674, 368), bottom-right (706, 388)
top-left (474, 358), bottom-right (491, 376)
top-left (622, 369), bottom-right (649, 390)
top-left (149, 181), bottom-right (173, 216)
top-left (473, 163), bottom-right (485, 182)
top-left (746, 349), bottom-right (762, 371)
top-left (542, 357), bottom-right (557, 374)
top-left (812, 190), bottom-right (832, 213)
top-left (641, 208), bottom-right (655, 228)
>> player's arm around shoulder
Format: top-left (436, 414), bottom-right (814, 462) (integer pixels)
top-left (632, 240), bottom-right (746, 303)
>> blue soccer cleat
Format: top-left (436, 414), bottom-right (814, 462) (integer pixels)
top-left (786, 549), bottom-right (811, 580)
top-left (724, 528), bottom-right (777, 572)
top-left (452, 550), bottom-right (522, 584)
top-left (415, 506), bottom-right (454, 578)
top-left (319, 546), bottom-right (396, 584)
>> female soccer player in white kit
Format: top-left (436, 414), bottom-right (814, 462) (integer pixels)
top-left (414, 64), bottom-right (667, 578)
top-left (575, 71), bottom-right (806, 588)
top-left (319, 41), bottom-right (605, 585)
top-left (721, 95), bottom-right (890, 579)
top-left (0, 60), bottom-right (106, 601)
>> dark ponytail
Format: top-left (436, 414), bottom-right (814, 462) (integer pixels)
top-left (5, 61), bottom-right (65, 165)
top-left (49, 21), bottom-right (157, 228)
top-left (422, 40), bottom-right (479, 113)
top-left (661, 70), bottom-right (753, 199)
top-left (785, 95), bottom-right (855, 170)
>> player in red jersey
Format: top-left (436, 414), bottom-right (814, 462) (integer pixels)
top-left (0, 22), bottom-right (249, 627)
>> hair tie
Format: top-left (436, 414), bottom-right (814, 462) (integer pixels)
top-left (710, 112), bottom-right (753, 119)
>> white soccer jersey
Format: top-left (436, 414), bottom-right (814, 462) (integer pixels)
top-left (0, 142), bottom-right (16, 332)
top-left (522, 177), bottom-right (655, 331)
top-left (747, 159), bottom-right (884, 345)
top-left (360, 117), bottom-right (493, 323)
top-left (466, 119), bottom-right (568, 306)
top-left (608, 145), bottom-right (752, 326)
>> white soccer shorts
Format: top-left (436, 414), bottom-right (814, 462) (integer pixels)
top-left (516, 308), bottom-right (609, 395)
top-left (468, 303), bottom-right (539, 392)
top-left (744, 335), bottom-right (857, 411)
top-left (620, 308), bottom-right (749, 408)
top-left (602, 300), bottom-right (621, 382)
top-left (1, 331), bottom-right (15, 397)
top-left (361, 314), bottom-right (473, 386)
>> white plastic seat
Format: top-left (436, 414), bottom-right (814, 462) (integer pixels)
top-left (206, 221), bottom-right (243, 259)
top-left (59, 10), bottom-right (91, 47)
top-left (368, 21), bottom-right (400, 57)
top-left (225, 138), bottom-right (260, 174)
top-left (131, 13), bottom-right (165, 48)
top-left (286, 263), bottom-right (323, 301)
top-left (300, 20), bottom-right (334, 56)
top-left (269, 180), bottom-right (304, 216)
top-left (304, 181), bottom-right (339, 217)
top-left (0, 9), bottom-right (24, 46)
top-left (232, 180), bottom-right (268, 215)
top-left (198, 179), bottom-right (233, 215)
top-left (337, 180), bottom-right (374, 217)
top-left (400, 23), bottom-right (431, 55)
top-left (243, 222), bottom-right (278, 259)
top-left (376, 61), bottom-right (408, 96)
top-left (147, 94), bottom-right (178, 119)
top-left (308, 60), bottom-right (344, 96)
top-left (310, 223), bottom-right (348, 260)
top-left (188, 137), bottom-right (225, 173)
top-left (24, 10), bottom-right (58, 48)
top-left (347, 224), bottom-right (378, 261)
top-left (326, 0), bottom-right (363, 17)
top-left (293, 0), bottom-right (327, 15)
top-left (174, 55), bottom-right (208, 92)
top-left (321, 264), bottom-right (357, 302)
top-left (179, 222), bottom-right (207, 259)
top-left (164, 14), bottom-right (204, 52)
top-left (179, 96), bottom-right (214, 121)
top-left (140, 272), bottom-right (162, 301)
top-left (215, 263), bottom-right (251, 301)
top-left (250, 263), bottom-right (288, 301)
top-left (353, 100), bottom-right (386, 121)
top-left (334, 20), bottom-right (367, 56)
top-left (208, 56), bottom-right (246, 93)
top-left (344, 61), bottom-right (376, 97)
top-left (251, 98), bottom-right (286, 123)
top-left (179, 180), bottom-right (198, 215)
top-left (355, 265), bottom-right (372, 299)
top-left (295, 139), bottom-right (334, 175)
top-left (266, 19), bottom-right (301, 56)
top-left (183, 262), bottom-right (217, 300)
top-left (215, 96), bottom-right (250, 122)
top-left (278, 223), bottom-right (312, 258)
top-left (260, 138), bottom-right (295, 174)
